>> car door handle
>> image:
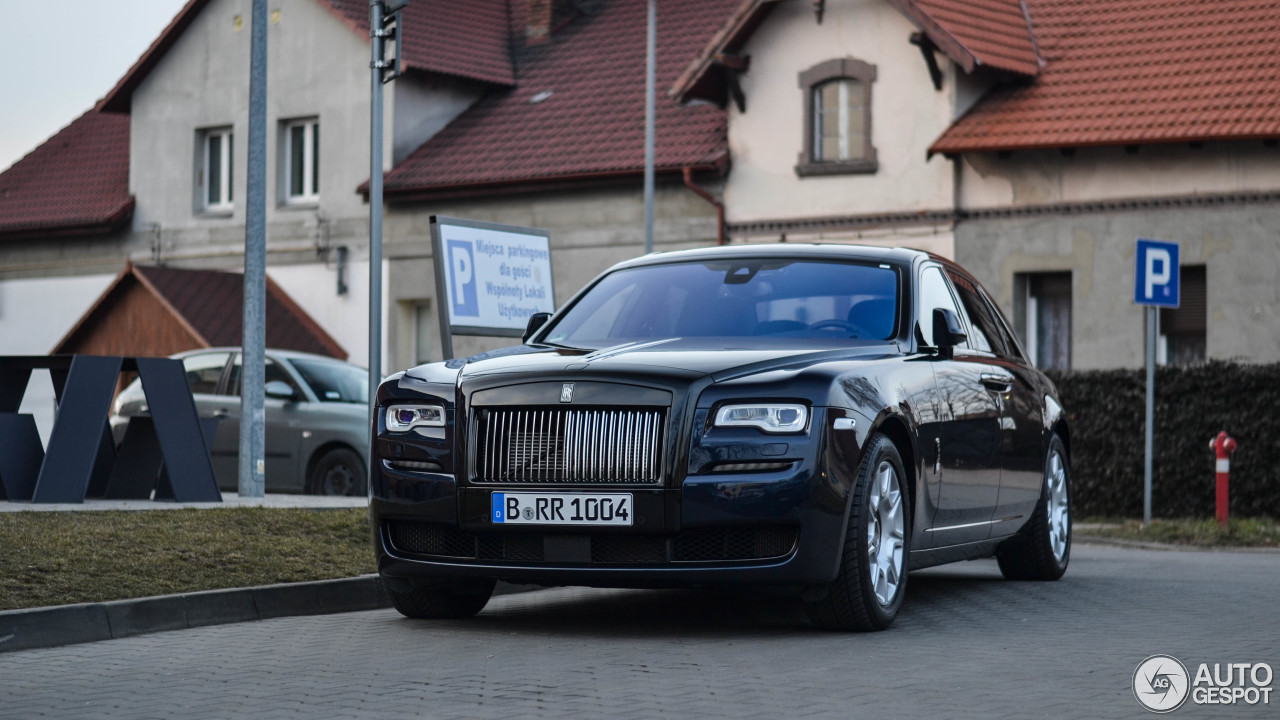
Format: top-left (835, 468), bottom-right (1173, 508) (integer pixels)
top-left (980, 374), bottom-right (1012, 393)
top-left (212, 409), bottom-right (230, 419)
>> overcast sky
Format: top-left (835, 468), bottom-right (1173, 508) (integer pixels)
top-left (0, 0), bottom-right (190, 172)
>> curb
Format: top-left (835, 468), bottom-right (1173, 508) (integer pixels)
top-left (0, 576), bottom-right (532, 654)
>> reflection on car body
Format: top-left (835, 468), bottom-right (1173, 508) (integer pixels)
top-left (111, 348), bottom-right (369, 495)
top-left (371, 244), bottom-right (1072, 630)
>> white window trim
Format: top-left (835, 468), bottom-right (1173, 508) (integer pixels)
top-left (202, 127), bottom-right (233, 212)
top-left (284, 118), bottom-right (319, 204)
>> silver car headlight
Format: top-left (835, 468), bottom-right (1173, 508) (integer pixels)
top-left (714, 403), bottom-right (808, 433)
top-left (385, 404), bottom-right (445, 432)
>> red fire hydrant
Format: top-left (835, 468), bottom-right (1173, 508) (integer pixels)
top-left (1209, 431), bottom-right (1238, 527)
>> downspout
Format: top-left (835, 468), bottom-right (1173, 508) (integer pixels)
top-left (682, 167), bottom-right (726, 245)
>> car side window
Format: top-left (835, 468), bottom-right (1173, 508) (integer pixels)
top-left (978, 286), bottom-right (1026, 362)
top-left (917, 267), bottom-right (964, 348)
top-left (181, 352), bottom-right (231, 395)
top-left (946, 271), bottom-right (1007, 357)
top-left (226, 356), bottom-right (301, 397)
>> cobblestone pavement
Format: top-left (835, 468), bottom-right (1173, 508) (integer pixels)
top-left (2, 544), bottom-right (1276, 719)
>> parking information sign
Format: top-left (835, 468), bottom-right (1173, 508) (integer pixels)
top-left (1134, 237), bottom-right (1179, 526)
top-left (1134, 238), bottom-right (1180, 308)
top-left (430, 216), bottom-right (555, 357)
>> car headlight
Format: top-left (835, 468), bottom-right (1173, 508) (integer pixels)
top-left (385, 404), bottom-right (445, 432)
top-left (714, 403), bottom-right (808, 433)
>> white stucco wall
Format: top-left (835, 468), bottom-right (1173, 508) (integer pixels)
top-left (0, 273), bottom-right (116, 442)
top-left (267, 259), bottom-right (390, 376)
top-left (723, 0), bottom-right (955, 224)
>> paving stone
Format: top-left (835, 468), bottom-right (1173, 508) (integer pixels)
top-left (0, 545), bottom-right (1276, 718)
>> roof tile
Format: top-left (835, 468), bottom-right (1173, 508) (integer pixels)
top-left (933, 0), bottom-right (1280, 153)
top-left (382, 0), bottom-right (737, 198)
top-left (0, 110), bottom-right (133, 240)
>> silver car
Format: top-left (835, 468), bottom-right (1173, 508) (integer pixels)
top-left (111, 348), bottom-right (369, 495)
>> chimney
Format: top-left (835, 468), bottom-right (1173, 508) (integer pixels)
top-left (527, 0), bottom-right (553, 45)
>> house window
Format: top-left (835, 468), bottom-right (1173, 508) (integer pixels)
top-left (200, 128), bottom-right (233, 211)
top-left (796, 58), bottom-right (877, 176)
top-left (1019, 272), bottom-right (1072, 370)
top-left (1160, 265), bottom-right (1206, 365)
top-left (283, 118), bottom-right (319, 203)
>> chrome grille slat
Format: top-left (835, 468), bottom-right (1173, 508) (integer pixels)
top-left (474, 407), bottom-right (663, 485)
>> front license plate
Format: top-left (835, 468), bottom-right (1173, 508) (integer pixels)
top-left (491, 492), bottom-right (633, 526)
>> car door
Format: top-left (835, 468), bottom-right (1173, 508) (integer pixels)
top-left (971, 281), bottom-right (1046, 532)
top-left (175, 351), bottom-right (236, 488)
top-left (223, 354), bottom-right (306, 492)
top-left (917, 265), bottom-right (1003, 546)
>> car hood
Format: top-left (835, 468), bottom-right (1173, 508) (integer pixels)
top-left (403, 337), bottom-right (899, 386)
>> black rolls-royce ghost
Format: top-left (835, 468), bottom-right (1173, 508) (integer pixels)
top-left (371, 244), bottom-right (1071, 631)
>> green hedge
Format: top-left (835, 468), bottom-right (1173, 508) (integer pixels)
top-left (1045, 361), bottom-right (1280, 519)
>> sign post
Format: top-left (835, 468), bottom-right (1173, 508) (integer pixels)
top-left (1133, 238), bottom-right (1180, 525)
top-left (430, 216), bottom-right (555, 359)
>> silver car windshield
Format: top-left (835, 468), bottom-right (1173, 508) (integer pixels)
top-left (543, 259), bottom-right (898, 349)
top-left (290, 359), bottom-right (369, 404)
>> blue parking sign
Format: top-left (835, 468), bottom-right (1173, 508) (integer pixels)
top-left (1134, 239), bottom-right (1180, 308)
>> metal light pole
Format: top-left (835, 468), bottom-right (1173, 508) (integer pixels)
top-left (239, 0), bottom-right (267, 498)
top-left (368, 1), bottom-right (406, 465)
top-left (642, 0), bottom-right (656, 254)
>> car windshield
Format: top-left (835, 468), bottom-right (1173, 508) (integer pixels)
top-left (290, 358), bottom-right (369, 404)
top-left (542, 259), bottom-right (898, 349)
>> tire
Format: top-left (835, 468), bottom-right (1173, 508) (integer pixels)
top-left (388, 579), bottom-right (496, 619)
top-left (997, 434), bottom-right (1070, 581)
top-left (804, 433), bottom-right (909, 632)
top-left (308, 447), bottom-right (366, 496)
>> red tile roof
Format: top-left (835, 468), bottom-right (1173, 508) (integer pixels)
top-left (380, 0), bottom-right (738, 200)
top-left (932, 0), bottom-right (1280, 153)
top-left (319, 0), bottom-right (515, 86)
top-left (892, 0), bottom-right (1041, 76)
top-left (0, 109), bottom-right (134, 241)
top-left (133, 265), bottom-right (346, 358)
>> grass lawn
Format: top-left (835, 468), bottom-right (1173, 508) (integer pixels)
top-left (1078, 516), bottom-right (1280, 548)
top-left (0, 507), bottom-right (375, 611)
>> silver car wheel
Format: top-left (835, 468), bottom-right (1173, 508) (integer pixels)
top-left (866, 460), bottom-right (905, 607)
top-left (1046, 450), bottom-right (1070, 563)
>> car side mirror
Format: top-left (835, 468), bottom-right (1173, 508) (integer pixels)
top-left (265, 380), bottom-right (296, 400)
top-left (523, 312), bottom-right (551, 342)
top-left (932, 308), bottom-right (967, 354)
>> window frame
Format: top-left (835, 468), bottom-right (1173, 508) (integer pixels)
top-left (795, 58), bottom-right (878, 177)
top-left (198, 126), bottom-right (234, 214)
top-left (282, 117), bottom-right (320, 205)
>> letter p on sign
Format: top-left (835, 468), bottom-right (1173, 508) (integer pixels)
top-left (1134, 239), bottom-right (1180, 308)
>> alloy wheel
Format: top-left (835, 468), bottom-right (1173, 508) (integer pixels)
top-left (866, 460), bottom-right (905, 606)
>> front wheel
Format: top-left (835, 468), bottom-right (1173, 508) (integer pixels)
top-left (804, 433), bottom-right (909, 631)
top-left (389, 579), bottom-right (496, 619)
top-left (308, 447), bottom-right (366, 496)
top-left (997, 434), bottom-right (1070, 581)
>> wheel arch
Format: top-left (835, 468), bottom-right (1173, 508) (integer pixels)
top-left (866, 414), bottom-right (918, 534)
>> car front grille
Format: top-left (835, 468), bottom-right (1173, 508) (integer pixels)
top-left (472, 407), bottom-right (664, 485)
top-left (385, 520), bottom-right (798, 564)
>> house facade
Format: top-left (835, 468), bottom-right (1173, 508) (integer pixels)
top-left (677, 0), bottom-right (1280, 370)
top-left (3, 0), bottom-right (1278, 444)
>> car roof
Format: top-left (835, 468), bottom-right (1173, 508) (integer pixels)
top-left (172, 347), bottom-right (362, 366)
top-left (610, 243), bottom-right (930, 272)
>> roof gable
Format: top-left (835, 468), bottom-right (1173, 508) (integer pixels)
top-left (100, 0), bottom-right (514, 113)
top-left (54, 264), bottom-right (347, 359)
